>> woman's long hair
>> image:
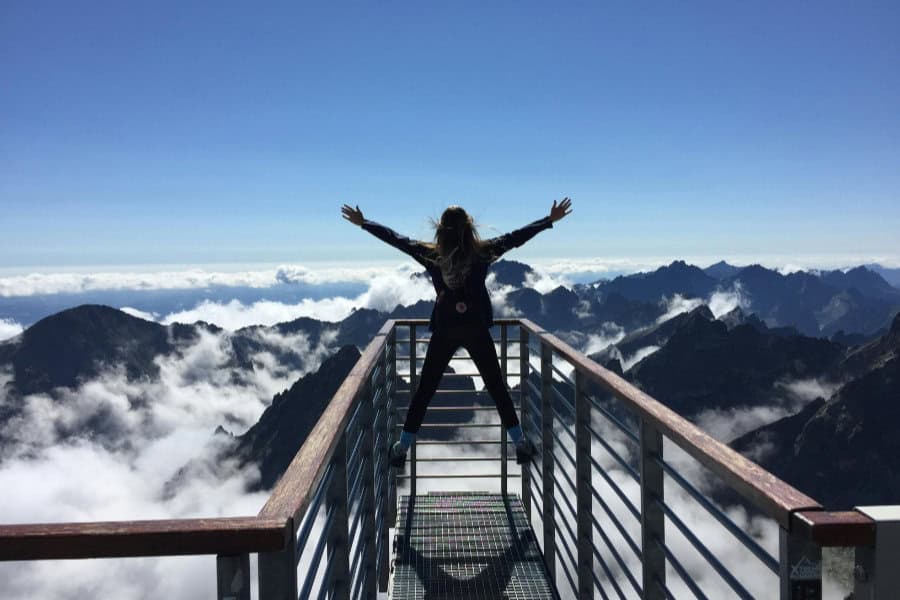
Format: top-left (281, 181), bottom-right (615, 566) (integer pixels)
top-left (423, 206), bottom-right (494, 288)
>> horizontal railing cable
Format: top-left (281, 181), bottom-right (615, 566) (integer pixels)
top-left (298, 504), bottom-right (338, 600)
top-left (655, 535), bottom-right (709, 600)
top-left (589, 431), bottom-right (640, 482)
top-left (587, 394), bottom-right (640, 443)
top-left (656, 496), bottom-right (755, 599)
top-left (655, 455), bottom-right (779, 574)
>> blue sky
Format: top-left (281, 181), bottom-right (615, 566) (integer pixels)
top-left (2, 1), bottom-right (898, 268)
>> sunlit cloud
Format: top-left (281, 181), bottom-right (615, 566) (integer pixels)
top-left (0, 323), bottom-right (340, 599)
top-left (0, 263), bottom-right (407, 297)
top-left (153, 268), bottom-right (435, 329)
top-left (0, 318), bottom-right (24, 341)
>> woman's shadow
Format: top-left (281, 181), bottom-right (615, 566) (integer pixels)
top-left (393, 495), bottom-right (556, 599)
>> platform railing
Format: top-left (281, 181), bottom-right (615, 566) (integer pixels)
top-left (0, 317), bottom-right (895, 599)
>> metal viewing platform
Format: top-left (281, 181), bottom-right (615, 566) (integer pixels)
top-left (0, 318), bottom-right (897, 599)
top-left (390, 492), bottom-right (555, 600)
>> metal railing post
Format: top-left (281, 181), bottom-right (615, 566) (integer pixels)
top-left (217, 554), bottom-right (250, 600)
top-left (519, 325), bottom-right (531, 517)
top-left (540, 339), bottom-right (556, 581)
top-left (500, 323), bottom-right (509, 498)
top-left (258, 521), bottom-right (297, 600)
top-left (640, 420), bottom-right (666, 600)
top-left (378, 326), bottom-right (395, 592)
top-left (326, 433), bottom-right (351, 600)
top-left (360, 376), bottom-right (378, 598)
top-left (387, 327), bottom-right (398, 529)
top-left (779, 526), bottom-right (822, 599)
top-left (409, 324), bottom-right (417, 499)
top-left (574, 369), bottom-right (593, 599)
top-left (852, 506), bottom-right (900, 600)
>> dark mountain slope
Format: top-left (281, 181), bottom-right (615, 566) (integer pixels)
top-left (704, 261), bottom-right (743, 280)
top-left (592, 305), bottom-right (715, 363)
top-left (597, 260), bottom-right (718, 303)
top-left (731, 314), bottom-right (900, 507)
top-left (234, 345), bottom-right (361, 490)
top-left (733, 354), bottom-right (900, 508)
top-left (820, 266), bottom-right (899, 301)
top-left (0, 305), bottom-right (173, 396)
top-left (627, 311), bottom-right (843, 418)
top-left (725, 265), bottom-right (899, 336)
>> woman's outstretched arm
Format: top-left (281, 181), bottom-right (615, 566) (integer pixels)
top-left (342, 204), bottom-right (433, 268)
top-left (486, 197), bottom-right (573, 260)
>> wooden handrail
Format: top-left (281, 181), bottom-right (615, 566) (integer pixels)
top-left (0, 321), bottom-right (394, 562)
top-left (514, 318), bottom-right (823, 529)
top-left (792, 510), bottom-right (876, 547)
top-left (0, 517), bottom-right (290, 561)
top-left (258, 320), bottom-right (394, 522)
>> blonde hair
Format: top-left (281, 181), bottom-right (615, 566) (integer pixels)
top-left (422, 206), bottom-right (495, 287)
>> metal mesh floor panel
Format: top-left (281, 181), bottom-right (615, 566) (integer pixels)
top-left (390, 492), bottom-right (557, 600)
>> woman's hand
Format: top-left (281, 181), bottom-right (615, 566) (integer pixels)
top-left (549, 197), bottom-right (573, 223)
top-left (341, 204), bottom-right (365, 226)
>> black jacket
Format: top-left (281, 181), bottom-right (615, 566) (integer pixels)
top-left (360, 216), bottom-right (554, 332)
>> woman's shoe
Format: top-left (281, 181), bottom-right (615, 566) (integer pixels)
top-left (515, 437), bottom-right (537, 464)
top-left (389, 441), bottom-right (408, 468)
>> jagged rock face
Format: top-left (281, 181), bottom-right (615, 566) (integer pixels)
top-left (593, 305), bottom-right (714, 362)
top-left (597, 260), bottom-right (718, 303)
top-left (733, 355), bottom-right (900, 509)
top-left (820, 266), bottom-right (900, 301)
top-left (591, 292), bottom-right (666, 330)
top-left (627, 313), bottom-right (843, 418)
top-left (0, 305), bottom-right (173, 396)
top-left (234, 345), bottom-right (362, 490)
top-left (730, 315), bottom-right (900, 508)
top-left (723, 265), bottom-right (899, 336)
top-left (704, 261), bottom-right (743, 280)
top-left (489, 260), bottom-right (534, 288)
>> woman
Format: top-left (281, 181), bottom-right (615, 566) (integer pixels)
top-left (341, 198), bottom-right (573, 467)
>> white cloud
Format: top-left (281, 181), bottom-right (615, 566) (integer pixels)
top-left (582, 322), bottom-right (626, 356)
top-left (656, 294), bottom-right (704, 325)
top-left (0, 263), bottom-right (406, 297)
top-left (154, 267), bottom-right (435, 329)
top-left (775, 378), bottom-right (839, 403)
top-left (120, 306), bottom-right (159, 321)
top-left (693, 377), bottom-right (837, 443)
top-left (0, 318), bottom-right (24, 341)
top-left (523, 268), bottom-right (573, 294)
top-left (0, 323), bottom-right (342, 599)
top-left (708, 282), bottom-right (749, 318)
top-left (655, 283), bottom-right (750, 326)
top-left (621, 345), bottom-right (661, 371)
top-left (161, 297), bottom-right (357, 329)
top-left (486, 273), bottom-right (523, 318)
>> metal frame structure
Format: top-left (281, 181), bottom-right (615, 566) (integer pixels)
top-left (0, 318), bottom-right (894, 599)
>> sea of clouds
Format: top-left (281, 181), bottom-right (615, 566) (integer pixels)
top-left (0, 324), bottom-right (338, 599)
top-left (0, 258), bottom-right (859, 598)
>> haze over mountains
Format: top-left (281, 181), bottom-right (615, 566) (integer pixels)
top-left (1, 258), bottom-right (898, 516)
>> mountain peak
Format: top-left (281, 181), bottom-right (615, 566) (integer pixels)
top-left (704, 260), bottom-right (743, 280)
top-left (3, 304), bottom-right (172, 395)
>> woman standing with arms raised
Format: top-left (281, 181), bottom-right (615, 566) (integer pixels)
top-left (341, 198), bottom-right (573, 467)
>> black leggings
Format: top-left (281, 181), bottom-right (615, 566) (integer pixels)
top-left (403, 323), bottom-right (520, 434)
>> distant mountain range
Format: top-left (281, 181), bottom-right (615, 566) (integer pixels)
top-left (1, 259), bottom-right (897, 508)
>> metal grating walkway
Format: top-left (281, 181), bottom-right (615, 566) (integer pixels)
top-left (389, 492), bottom-right (557, 600)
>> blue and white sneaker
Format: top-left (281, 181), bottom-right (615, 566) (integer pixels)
top-left (389, 441), bottom-right (408, 468)
top-left (515, 437), bottom-right (537, 464)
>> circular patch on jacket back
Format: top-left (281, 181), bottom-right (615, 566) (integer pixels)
top-left (455, 301), bottom-right (468, 313)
